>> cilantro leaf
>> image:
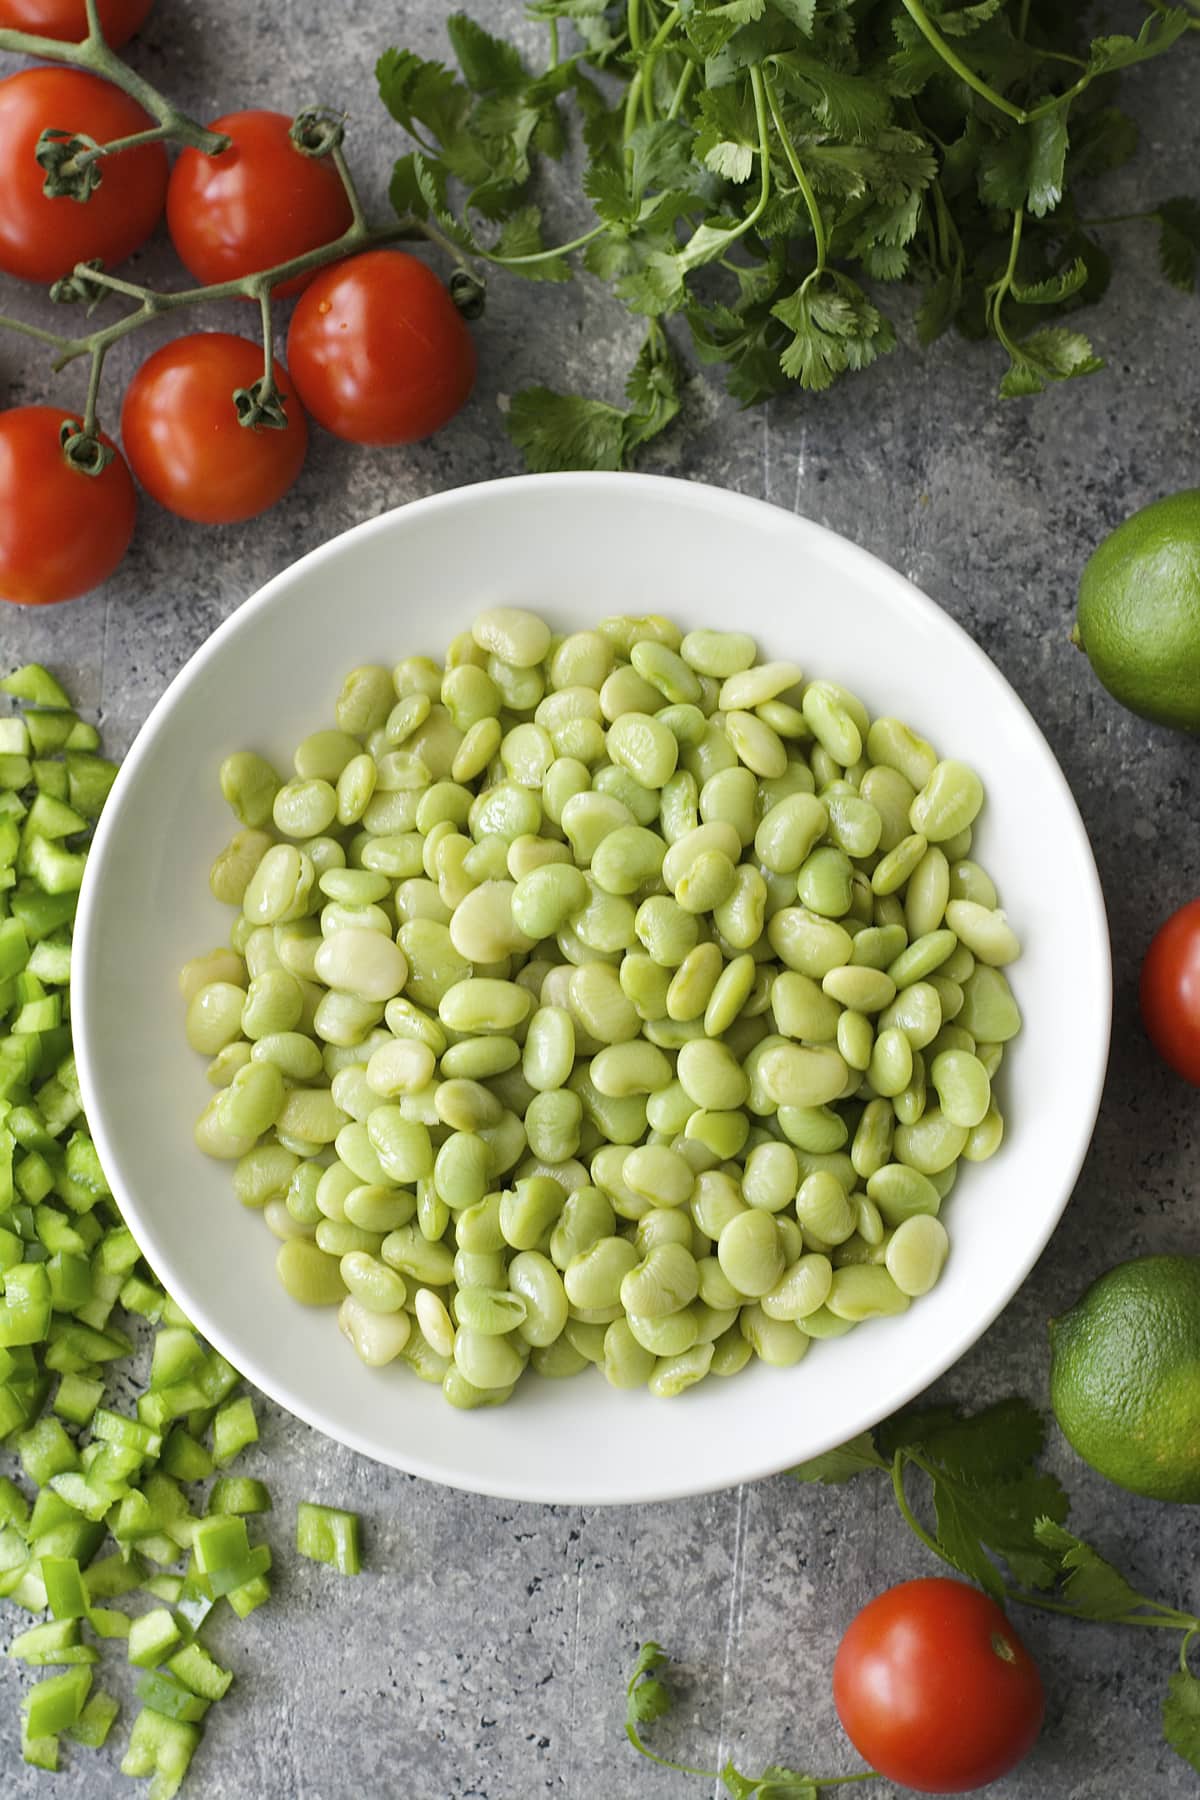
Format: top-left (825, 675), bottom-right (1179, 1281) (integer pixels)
top-left (628, 119), bottom-right (698, 202)
top-left (1032, 1520), bottom-right (1144, 1621)
top-left (695, 86), bottom-right (759, 183)
top-left (1011, 258), bottom-right (1088, 306)
top-left (1026, 110), bottom-right (1068, 218)
top-left (376, 47), bottom-right (492, 184)
top-left (772, 56), bottom-right (892, 140)
top-left (684, 0), bottom-right (768, 60)
top-left (584, 159), bottom-right (639, 228)
top-left (767, 0), bottom-right (816, 33)
top-left (999, 327), bottom-right (1103, 398)
top-left (625, 1640), bottom-right (672, 1736)
top-left (1067, 106), bottom-right (1138, 179)
top-left (883, 1400), bottom-right (1069, 1594)
top-left (772, 275), bottom-right (895, 390)
top-left (615, 248), bottom-right (688, 316)
top-left (978, 112), bottom-right (1068, 219)
top-left (623, 334), bottom-right (683, 450)
top-left (1156, 197), bottom-right (1200, 292)
top-left (916, 266), bottom-right (963, 344)
top-left (507, 335), bottom-right (680, 471)
top-left (1085, 9), bottom-right (1190, 75)
top-left (755, 1771), bottom-right (819, 1799)
top-left (410, 152), bottom-right (481, 252)
top-left (723, 1763), bottom-right (819, 1799)
top-left (788, 1433), bottom-right (887, 1484)
top-left (388, 151), bottom-right (429, 222)
top-left (1164, 1669), bottom-right (1200, 1777)
top-left (935, 0), bottom-right (1006, 36)
top-left (445, 13), bottom-right (526, 93)
top-left (506, 389), bottom-right (629, 471)
top-left (491, 206), bottom-right (571, 281)
top-left (904, 1398), bottom-right (1045, 1479)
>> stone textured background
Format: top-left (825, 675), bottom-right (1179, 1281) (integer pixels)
top-left (2, 1), bottom-right (1199, 1795)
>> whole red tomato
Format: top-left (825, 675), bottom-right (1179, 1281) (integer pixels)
top-left (287, 250), bottom-right (476, 445)
top-left (833, 1578), bottom-right (1044, 1793)
top-left (0, 67), bottom-right (167, 282)
top-left (167, 110), bottom-right (353, 295)
top-left (0, 0), bottom-right (154, 45)
top-left (1141, 899), bottom-right (1200, 1083)
top-left (121, 333), bottom-right (308, 525)
top-left (0, 406), bottom-right (135, 604)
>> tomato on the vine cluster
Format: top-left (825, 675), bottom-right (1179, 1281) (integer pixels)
top-left (0, 406), bottom-right (135, 604)
top-left (167, 110), bottom-right (353, 295)
top-left (0, 0), bottom-right (153, 44)
top-left (122, 333), bottom-right (308, 525)
top-left (0, 66), bottom-right (167, 281)
top-left (288, 250), bottom-right (477, 444)
top-left (1141, 899), bottom-right (1200, 1084)
top-left (833, 1578), bottom-right (1044, 1793)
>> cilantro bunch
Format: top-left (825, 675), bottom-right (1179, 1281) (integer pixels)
top-left (376, 1), bottom-right (1199, 470)
top-left (619, 1398), bottom-right (1200, 1795)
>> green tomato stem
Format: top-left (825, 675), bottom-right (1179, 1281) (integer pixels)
top-left (81, 340), bottom-right (106, 438)
top-left (331, 141), bottom-right (367, 236)
top-left (257, 291), bottom-right (279, 407)
top-left (0, 11), bottom-right (228, 158)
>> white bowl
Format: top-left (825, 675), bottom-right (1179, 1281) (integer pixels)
top-left (74, 473), bottom-right (1110, 1505)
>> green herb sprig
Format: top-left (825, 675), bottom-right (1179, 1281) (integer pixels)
top-left (377, 1), bottom-right (1198, 470)
top-left (626, 1640), bottom-right (878, 1796)
top-left (624, 1399), bottom-right (1200, 1793)
top-left (792, 1398), bottom-right (1200, 1780)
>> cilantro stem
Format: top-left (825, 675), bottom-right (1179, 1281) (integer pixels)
top-left (488, 223), bottom-right (606, 268)
top-left (890, 1454), bottom-right (953, 1567)
top-left (1011, 1593), bottom-right (1199, 1631)
top-left (904, 0), bottom-right (1181, 123)
top-left (899, 0), bottom-right (1028, 122)
top-left (628, 0), bottom-right (643, 53)
top-left (623, 4), bottom-right (683, 167)
top-left (547, 18), bottom-right (560, 69)
top-left (762, 69), bottom-right (826, 274)
top-left (624, 1721), bottom-right (717, 1783)
top-left (987, 207), bottom-right (1024, 360)
top-left (674, 64), bottom-right (771, 273)
top-left (667, 59), bottom-right (696, 120)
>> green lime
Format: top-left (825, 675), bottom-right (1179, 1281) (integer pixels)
top-left (1049, 1254), bottom-right (1200, 1503)
top-left (1074, 488), bottom-right (1200, 732)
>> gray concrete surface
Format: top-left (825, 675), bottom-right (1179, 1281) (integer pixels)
top-left (2, 1), bottom-right (1199, 1795)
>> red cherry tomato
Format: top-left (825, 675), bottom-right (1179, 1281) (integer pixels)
top-left (833, 1578), bottom-right (1044, 1794)
top-left (0, 405), bottom-right (135, 604)
top-left (167, 110), bottom-right (353, 296)
top-left (121, 333), bottom-right (308, 525)
top-left (0, 67), bottom-right (167, 282)
top-left (0, 0), bottom-right (154, 46)
top-left (1141, 899), bottom-right (1200, 1084)
top-left (287, 250), bottom-right (476, 445)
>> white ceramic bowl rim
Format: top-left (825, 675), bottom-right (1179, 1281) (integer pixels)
top-left (73, 473), bottom-right (1111, 1505)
